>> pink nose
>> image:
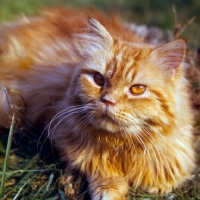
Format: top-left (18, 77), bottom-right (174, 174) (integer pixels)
top-left (101, 95), bottom-right (116, 106)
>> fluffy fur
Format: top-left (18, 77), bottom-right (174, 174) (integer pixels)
top-left (0, 7), bottom-right (195, 199)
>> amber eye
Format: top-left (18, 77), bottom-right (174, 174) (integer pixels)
top-left (94, 73), bottom-right (105, 86)
top-left (130, 84), bottom-right (146, 95)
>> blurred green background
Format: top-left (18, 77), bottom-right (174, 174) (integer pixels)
top-left (0, 0), bottom-right (199, 47)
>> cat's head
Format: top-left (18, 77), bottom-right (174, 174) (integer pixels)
top-left (73, 19), bottom-right (186, 140)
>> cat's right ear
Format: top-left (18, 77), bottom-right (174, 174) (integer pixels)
top-left (87, 18), bottom-right (113, 45)
top-left (79, 18), bottom-right (113, 56)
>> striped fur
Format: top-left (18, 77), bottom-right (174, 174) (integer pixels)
top-left (0, 7), bottom-right (195, 200)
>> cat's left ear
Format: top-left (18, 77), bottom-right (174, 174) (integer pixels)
top-left (151, 39), bottom-right (186, 77)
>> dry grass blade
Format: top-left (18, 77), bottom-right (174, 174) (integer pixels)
top-left (172, 4), bottom-right (196, 39)
top-left (4, 87), bottom-right (27, 115)
top-left (43, 173), bottom-right (55, 199)
top-left (13, 182), bottom-right (27, 200)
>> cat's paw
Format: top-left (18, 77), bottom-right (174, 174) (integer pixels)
top-left (89, 177), bottom-right (129, 200)
top-left (59, 174), bottom-right (76, 197)
top-left (92, 190), bottom-right (127, 200)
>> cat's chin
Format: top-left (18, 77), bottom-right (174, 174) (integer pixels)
top-left (99, 120), bottom-right (120, 133)
top-left (93, 117), bottom-right (143, 137)
top-left (89, 111), bottom-right (136, 134)
top-left (91, 114), bottom-right (121, 133)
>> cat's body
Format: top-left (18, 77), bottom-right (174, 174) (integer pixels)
top-left (0, 7), bottom-right (195, 199)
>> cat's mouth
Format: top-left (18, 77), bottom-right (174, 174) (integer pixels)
top-left (102, 112), bottom-right (115, 123)
top-left (100, 109), bottom-right (120, 128)
top-left (86, 104), bottom-right (121, 132)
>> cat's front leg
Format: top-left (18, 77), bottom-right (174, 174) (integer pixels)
top-left (88, 176), bottom-right (129, 200)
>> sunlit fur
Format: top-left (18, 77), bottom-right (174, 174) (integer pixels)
top-left (0, 7), bottom-right (195, 199)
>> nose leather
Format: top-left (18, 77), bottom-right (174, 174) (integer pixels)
top-left (101, 94), bottom-right (116, 106)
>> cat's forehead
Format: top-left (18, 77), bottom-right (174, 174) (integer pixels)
top-left (105, 42), bottom-right (153, 82)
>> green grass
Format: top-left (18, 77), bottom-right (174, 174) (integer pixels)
top-left (0, 115), bottom-right (15, 197)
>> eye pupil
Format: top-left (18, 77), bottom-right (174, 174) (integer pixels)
top-left (94, 73), bottom-right (105, 86)
top-left (130, 84), bottom-right (146, 95)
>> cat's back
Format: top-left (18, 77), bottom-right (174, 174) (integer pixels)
top-left (0, 7), bottom-right (142, 72)
top-left (0, 8), bottom-right (88, 127)
top-left (0, 8), bottom-right (85, 72)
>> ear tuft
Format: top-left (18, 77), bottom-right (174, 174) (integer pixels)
top-left (151, 39), bottom-right (186, 77)
top-left (78, 18), bottom-right (113, 57)
top-left (87, 18), bottom-right (113, 44)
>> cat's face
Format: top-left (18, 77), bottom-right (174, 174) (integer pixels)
top-left (74, 19), bottom-right (185, 140)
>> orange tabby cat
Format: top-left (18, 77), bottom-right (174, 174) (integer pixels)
top-left (0, 7), bottom-right (195, 199)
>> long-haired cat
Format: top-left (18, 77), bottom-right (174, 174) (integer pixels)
top-left (0, 7), bottom-right (195, 199)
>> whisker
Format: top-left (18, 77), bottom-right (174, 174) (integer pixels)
top-left (48, 106), bottom-right (85, 140)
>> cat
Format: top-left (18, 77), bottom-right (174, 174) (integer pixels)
top-left (0, 7), bottom-right (196, 200)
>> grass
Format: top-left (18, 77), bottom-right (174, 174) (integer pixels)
top-left (0, 115), bottom-right (90, 199)
top-left (0, 1), bottom-right (200, 200)
top-left (0, 115), bottom-right (15, 197)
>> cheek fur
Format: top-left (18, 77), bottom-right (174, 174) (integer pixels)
top-left (79, 75), bottom-right (101, 102)
top-left (125, 97), bottom-right (153, 117)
